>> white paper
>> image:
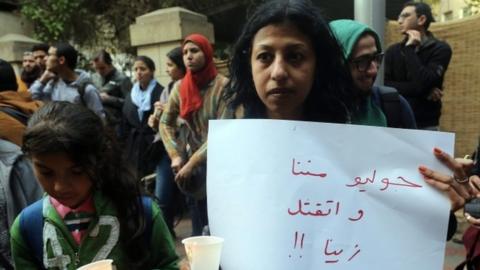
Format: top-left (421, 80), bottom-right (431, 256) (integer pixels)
top-left (207, 119), bottom-right (454, 270)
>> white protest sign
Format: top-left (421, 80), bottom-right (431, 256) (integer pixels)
top-left (207, 119), bottom-right (454, 270)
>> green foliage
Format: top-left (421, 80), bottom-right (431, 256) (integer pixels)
top-left (20, 0), bottom-right (161, 50)
top-left (465, 0), bottom-right (480, 14)
top-left (21, 0), bottom-right (90, 43)
top-left (20, 0), bottom-right (263, 54)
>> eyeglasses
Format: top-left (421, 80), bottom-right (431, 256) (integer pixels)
top-left (350, 53), bottom-right (384, 72)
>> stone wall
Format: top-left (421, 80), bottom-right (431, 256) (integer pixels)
top-left (385, 15), bottom-right (480, 156)
top-left (130, 7), bottom-right (214, 86)
top-left (0, 11), bottom-right (32, 38)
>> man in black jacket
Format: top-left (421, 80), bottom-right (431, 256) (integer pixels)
top-left (91, 50), bottom-right (132, 132)
top-left (385, 1), bottom-right (452, 130)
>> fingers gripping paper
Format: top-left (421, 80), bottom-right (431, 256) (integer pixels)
top-left (207, 120), bottom-right (454, 270)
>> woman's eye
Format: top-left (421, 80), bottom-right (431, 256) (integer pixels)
top-left (287, 52), bottom-right (304, 63)
top-left (257, 52), bottom-right (272, 63)
top-left (71, 168), bottom-right (84, 175)
top-left (38, 170), bottom-right (53, 177)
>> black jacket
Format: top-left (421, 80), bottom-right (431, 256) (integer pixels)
top-left (92, 68), bottom-right (132, 127)
top-left (120, 82), bottom-right (163, 179)
top-left (384, 33), bottom-right (452, 128)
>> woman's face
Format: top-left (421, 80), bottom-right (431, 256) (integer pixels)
top-left (134, 60), bottom-right (154, 87)
top-left (183, 42), bottom-right (206, 73)
top-left (166, 58), bottom-right (185, 81)
top-left (31, 152), bottom-right (93, 208)
top-left (250, 22), bottom-right (316, 120)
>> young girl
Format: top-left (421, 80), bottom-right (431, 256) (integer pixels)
top-left (10, 101), bottom-right (179, 269)
top-left (159, 34), bottom-right (228, 236)
top-left (121, 56), bottom-right (163, 180)
top-left (148, 47), bottom-right (186, 236)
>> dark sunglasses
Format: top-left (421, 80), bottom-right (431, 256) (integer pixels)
top-left (350, 53), bottom-right (384, 72)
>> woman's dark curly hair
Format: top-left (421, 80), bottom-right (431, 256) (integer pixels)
top-left (224, 0), bottom-right (355, 122)
top-left (22, 101), bottom-right (150, 268)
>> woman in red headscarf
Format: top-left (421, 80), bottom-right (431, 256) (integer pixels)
top-left (159, 34), bottom-right (228, 235)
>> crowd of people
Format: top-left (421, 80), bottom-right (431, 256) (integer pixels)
top-left (0, 0), bottom-right (478, 269)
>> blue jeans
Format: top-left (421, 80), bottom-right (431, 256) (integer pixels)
top-left (154, 153), bottom-right (176, 233)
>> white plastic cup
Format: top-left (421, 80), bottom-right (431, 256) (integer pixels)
top-left (76, 259), bottom-right (113, 270)
top-left (182, 236), bottom-right (224, 270)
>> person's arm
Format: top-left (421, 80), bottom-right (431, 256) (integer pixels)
top-left (100, 82), bottom-right (123, 107)
top-left (29, 80), bottom-right (50, 100)
top-left (384, 45), bottom-right (422, 97)
top-left (385, 43), bottom-right (452, 97)
top-left (84, 85), bottom-right (106, 118)
top-left (149, 202), bottom-right (179, 270)
top-left (10, 216), bottom-right (41, 269)
top-left (0, 114), bottom-right (25, 146)
top-left (101, 77), bottom-right (132, 108)
top-left (176, 76), bottom-right (229, 174)
top-left (29, 71), bottom-right (56, 100)
top-left (419, 149), bottom-right (475, 212)
top-left (419, 150), bottom-right (477, 241)
top-left (402, 43), bottom-right (452, 94)
top-left (159, 82), bottom-right (184, 162)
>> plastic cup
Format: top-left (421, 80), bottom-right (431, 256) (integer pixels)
top-left (76, 259), bottom-right (113, 270)
top-left (182, 236), bottom-right (224, 270)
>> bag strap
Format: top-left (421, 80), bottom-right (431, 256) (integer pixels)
top-left (75, 81), bottom-right (93, 107)
top-left (376, 86), bottom-right (402, 128)
top-left (0, 106), bottom-right (29, 126)
top-left (19, 198), bottom-right (45, 269)
top-left (19, 197), bottom-right (152, 267)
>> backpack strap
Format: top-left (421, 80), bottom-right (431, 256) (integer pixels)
top-left (75, 81), bottom-right (94, 107)
top-left (18, 197), bottom-right (151, 267)
top-left (141, 196), bottom-right (153, 243)
top-left (375, 86), bottom-right (402, 128)
top-left (0, 106), bottom-right (29, 126)
top-left (19, 198), bottom-right (45, 269)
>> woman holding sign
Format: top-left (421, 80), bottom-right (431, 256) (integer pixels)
top-left (222, 0), bottom-right (475, 237)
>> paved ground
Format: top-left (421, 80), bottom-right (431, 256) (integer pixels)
top-left (445, 240), bottom-right (465, 270)
top-left (174, 217), bottom-right (467, 269)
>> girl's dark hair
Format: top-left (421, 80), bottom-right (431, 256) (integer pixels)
top-left (224, 0), bottom-right (355, 123)
top-left (135, 55), bottom-right (155, 71)
top-left (167, 46), bottom-right (186, 75)
top-left (0, 59), bottom-right (18, 91)
top-left (22, 101), bottom-right (150, 268)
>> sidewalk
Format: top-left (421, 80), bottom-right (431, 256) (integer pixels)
top-left (173, 218), bottom-right (466, 269)
top-left (445, 240), bottom-right (465, 270)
